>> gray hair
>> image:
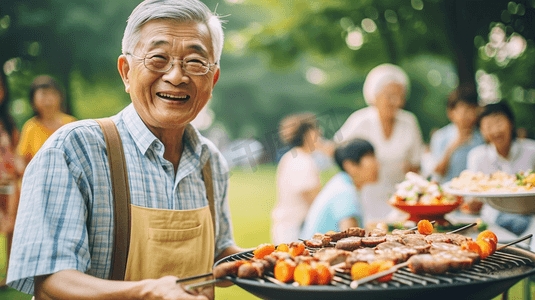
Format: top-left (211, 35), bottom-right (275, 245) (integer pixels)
top-left (122, 0), bottom-right (224, 64)
top-left (363, 63), bottom-right (410, 106)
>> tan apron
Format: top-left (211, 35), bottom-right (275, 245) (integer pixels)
top-left (96, 118), bottom-right (217, 282)
top-left (124, 204), bottom-right (215, 281)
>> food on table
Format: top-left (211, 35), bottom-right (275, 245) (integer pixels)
top-left (389, 172), bottom-right (458, 205)
top-left (449, 170), bottom-right (535, 192)
top-left (417, 219), bottom-right (434, 235)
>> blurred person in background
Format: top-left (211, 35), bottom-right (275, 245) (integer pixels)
top-left (430, 84), bottom-right (485, 216)
top-left (7, 1), bottom-right (243, 299)
top-left (430, 84), bottom-right (484, 183)
top-left (16, 75), bottom-right (76, 165)
top-left (335, 63), bottom-right (423, 228)
top-left (300, 138), bottom-right (378, 239)
top-left (467, 101), bottom-right (535, 250)
top-left (0, 69), bottom-right (24, 288)
top-left (272, 113), bottom-right (326, 244)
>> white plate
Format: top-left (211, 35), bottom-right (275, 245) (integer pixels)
top-left (441, 182), bottom-right (535, 197)
top-left (442, 181), bottom-right (535, 214)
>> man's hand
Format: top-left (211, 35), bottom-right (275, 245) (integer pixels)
top-left (137, 276), bottom-right (212, 300)
top-left (34, 270), bottom-right (212, 300)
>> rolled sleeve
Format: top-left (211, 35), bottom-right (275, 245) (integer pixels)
top-left (7, 147), bottom-right (91, 294)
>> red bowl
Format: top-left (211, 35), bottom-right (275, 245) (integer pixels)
top-left (390, 198), bottom-right (463, 226)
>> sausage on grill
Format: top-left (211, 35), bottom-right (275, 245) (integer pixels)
top-left (335, 237), bottom-right (362, 251)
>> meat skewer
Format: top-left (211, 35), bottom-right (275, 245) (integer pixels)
top-left (348, 233), bottom-right (531, 289)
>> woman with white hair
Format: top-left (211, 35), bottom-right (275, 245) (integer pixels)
top-left (335, 64), bottom-right (423, 228)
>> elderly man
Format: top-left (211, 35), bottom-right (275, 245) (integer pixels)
top-left (7, 0), bottom-right (242, 299)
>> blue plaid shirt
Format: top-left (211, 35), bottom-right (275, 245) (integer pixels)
top-left (7, 104), bottom-right (235, 294)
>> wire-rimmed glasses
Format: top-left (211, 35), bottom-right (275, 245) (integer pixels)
top-left (125, 52), bottom-right (217, 76)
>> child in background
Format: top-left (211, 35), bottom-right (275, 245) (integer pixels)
top-left (430, 83), bottom-right (485, 183)
top-left (17, 75), bottom-right (76, 165)
top-left (299, 138), bottom-right (379, 239)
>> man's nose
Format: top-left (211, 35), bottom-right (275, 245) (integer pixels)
top-left (162, 61), bottom-right (189, 85)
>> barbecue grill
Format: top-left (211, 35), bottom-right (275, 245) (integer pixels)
top-left (214, 245), bottom-right (535, 300)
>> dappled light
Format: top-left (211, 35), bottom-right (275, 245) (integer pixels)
top-left (346, 28), bottom-right (364, 50)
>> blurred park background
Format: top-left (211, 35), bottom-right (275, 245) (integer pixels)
top-left (1, 0), bottom-right (535, 299)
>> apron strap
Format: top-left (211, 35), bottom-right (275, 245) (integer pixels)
top-left (96, 118), bottom-right (131, 281)
top-left (202, 160), bottom-right (217, 235)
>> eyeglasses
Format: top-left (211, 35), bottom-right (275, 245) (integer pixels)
top-left (125, 52), bottom-right (217, 76)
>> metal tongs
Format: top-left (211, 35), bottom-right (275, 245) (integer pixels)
top-left (174, 272), bottom-right (221, 291)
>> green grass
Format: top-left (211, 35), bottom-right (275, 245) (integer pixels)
top-left (1, 164), bottom-right (533, 299)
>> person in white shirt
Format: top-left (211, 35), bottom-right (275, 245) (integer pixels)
top-left (272, 113), bottom-right (330, 244)
top-left (467, 101), bottom-right (535, 250)
top-left (335, 64), bottom-right (423, 227)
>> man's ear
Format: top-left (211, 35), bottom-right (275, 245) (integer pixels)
top-left (213, 67), bottom-right (220, 86)
top-left (118, 55), bottom-right (131, 93)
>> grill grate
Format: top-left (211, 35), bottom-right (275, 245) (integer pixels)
top-left (223, 249), bottom-right (534, 290)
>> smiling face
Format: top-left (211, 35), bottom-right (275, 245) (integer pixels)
top-left (118, 19), bottom-right (220, 135)
top-left (480, 113), bottom-right (514, 151)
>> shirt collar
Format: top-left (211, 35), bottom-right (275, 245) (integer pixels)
top-left (121, 104), bottom-right (209, 164)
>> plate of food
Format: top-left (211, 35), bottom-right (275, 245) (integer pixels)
top-left (442, 170), bottom-right (535, 214)
top-left (388, 172), bottom-right (462, 226)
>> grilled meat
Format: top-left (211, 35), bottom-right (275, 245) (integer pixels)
top-left (344, 227), bottom-right (366, 237)
top-left (313, 248), bottom-right (351, 266)
top-left (392, 229), bottom-right (416, 235)
top-left (325, 231), bottom-right (347, 242)
top-left (425, 233), bottom-right (452, 244)
top-left (368, 228), bottom-right (387, 237)
top-left (385, 234), bottom-right (404, 243)
top-left (361, 236), bottom-right (387, 247)
top-left (335, 237), bottom-right (362, 251)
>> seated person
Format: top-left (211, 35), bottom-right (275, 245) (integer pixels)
top-left (299, 138), bottom-right (378, 239)
top-left (430, 83), bottom-right (484, 183)
top-left (467, 101), bottom-right (535, 250)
